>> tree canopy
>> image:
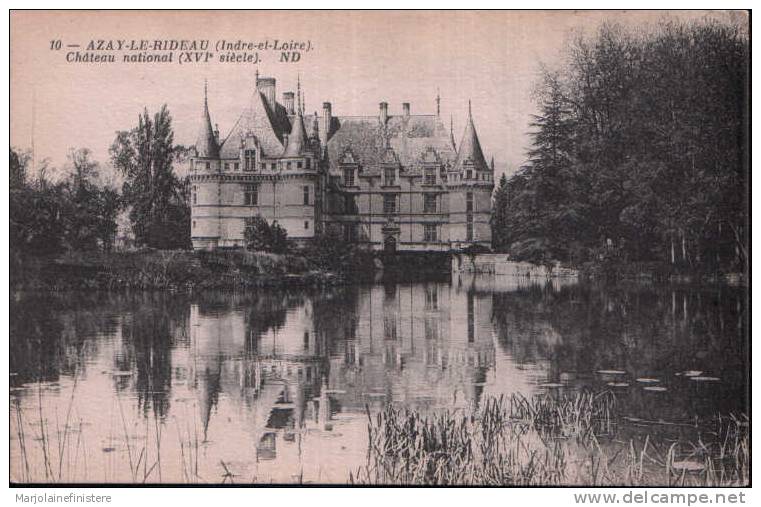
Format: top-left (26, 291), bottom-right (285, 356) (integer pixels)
top-left (495, 19), bottom-right (748, 273)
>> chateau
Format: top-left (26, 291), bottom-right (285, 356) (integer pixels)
top-left (189, 74), bottom-right (494, 252)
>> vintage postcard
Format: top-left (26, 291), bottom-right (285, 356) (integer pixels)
top-left (9, 10), bottom-right (749, 488)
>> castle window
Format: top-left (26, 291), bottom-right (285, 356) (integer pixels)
top-left (271, 163), bottom-right (276, 170)
top-left (424, 224), bottom-right (437, 242)
top-left (343, 167), bottom-right (354, 186)
top-left (466, 220), bottom-right (474, 241)
top-left (424, 167), bottom-right (436, 185)
top-left (234, 162), bottom-right (239, 171)
top-left (287, 162), bottom-right (292, 170)
top-left (244, 184), bottom-right (258, 206)
top-left (344, 194), bottom-right (356, 214)
top-left (424, 193), bottom-right (437, 213)
top-left (304, 221), bottom-right (309, 230)
top-left (383, 316), bottom-right (397, 341)
top-left (384, 167), bottom-right (396, 186)
top-left (466, 192), bottom-right (474, 212)
top-left (303, 186), bottom-right (310, 205)
top-left (466, 169), bottom-right (472, 179)
top-left (244, 149), bottom-right (256, 171)
top-left (305, 158), bottom-right (311, 169)
top-left (424, 316), bottom-right (438, 341)
top-left (383, 194), bottom-right (397, 214)
top-left (260, 163), bottom-right (266, 170)
top-left (344, 223), bottom-right (357, 242)
top-left (192, 220), bottom-right (196, 229)
top-left (205, 162), bottom-right (210, 170)
top-left (224, 162), bottom-right (229, 171)
top-left (192, 185), bottom-right (197, 205)
top-left (297, 161), bottom-right (303, 169)
top-left (425, 285), bottom-right (438, 310)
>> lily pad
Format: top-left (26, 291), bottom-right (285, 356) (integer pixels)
top-left (690, 376), bottom-right (721, 382)
top-left (636, 378), bottom-right (660, 383)
top-left (643, 386), bottom-right (668, 392)
top-left (671, 460), bottom-right (705, 471)
top-left (607, 382), bottom-right (630, 388)
top-left (597, 370), bottom-right (627, 375)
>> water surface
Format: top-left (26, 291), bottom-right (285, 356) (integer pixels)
top-left (10, 276), bottom-right (748, 484)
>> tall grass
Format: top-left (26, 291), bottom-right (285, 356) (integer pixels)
top-left (354, 392), bottom-right (749, 486)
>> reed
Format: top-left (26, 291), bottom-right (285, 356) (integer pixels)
top-left (357, 392), bottom-right (749, 486)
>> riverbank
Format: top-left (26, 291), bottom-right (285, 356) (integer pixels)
top-left (578, 260), bottom-right (747, 286)
top-left (10, 249), bottom-right (349, 291)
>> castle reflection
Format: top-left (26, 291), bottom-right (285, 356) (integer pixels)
top-left (181, 278), bottom-right (494, 463)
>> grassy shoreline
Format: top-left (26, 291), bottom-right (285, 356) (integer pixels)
top-left (355, 393), bottom-right (749, 487)
top-left (10, 249), bottom-right (348, 292)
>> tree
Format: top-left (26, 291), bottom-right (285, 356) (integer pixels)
top-left (491, 173), bottom-right (510, 252)
top-left (63, 148), bottom-right (120, 251)
top-left (244, 216), bottom-right (289, 253)
top-left (502, 18), bottom-right (748, 273)
top-left (110, 105), bottom-right (190, 250)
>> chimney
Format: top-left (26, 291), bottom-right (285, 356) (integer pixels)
top-left (320, 102), bottom-right (332, 146)
top-left (256, 76), bottom-right (277, 110)
top-left (283, 92), bottom-right (295, 114)
top-left (379, 102), bottom-right (388, 124)
top-left (402, 103), bottom-right (410, 117)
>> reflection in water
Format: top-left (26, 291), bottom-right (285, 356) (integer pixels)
top-left (10, 277), bottom-right (748, 484)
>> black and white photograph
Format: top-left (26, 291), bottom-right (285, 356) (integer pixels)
top-left (8, 9), bottom-right (750, 490)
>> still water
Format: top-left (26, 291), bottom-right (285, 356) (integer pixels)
top-left (10, 275), bottom-right (748, 484)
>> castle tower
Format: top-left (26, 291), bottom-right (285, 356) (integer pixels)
top-left (195, 81), bottom-right (219, 159)
top-left (448, 100), bottom-right (494, 248)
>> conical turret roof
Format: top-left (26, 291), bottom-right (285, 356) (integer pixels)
top-left (454, 101), bottom-right (488, 172)
top-left (195, 81), bottom-right (219, 158)
top-left (283, 109), bottom-right (309, 157)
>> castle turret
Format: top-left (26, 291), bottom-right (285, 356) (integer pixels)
top-left (195, 81), bottom-right (219, 158)
top-left (453, 100), bottom-right (488, 173)
top-left (283, 110), bottom-right (309, 157)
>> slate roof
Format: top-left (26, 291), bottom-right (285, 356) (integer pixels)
top-left (218, 91), bottom-right (290, 158)
top-left (282, 110), bottom-right (309, 157)
top-left (325, 114), bottom-right (457, 176)
top-left (195, 86), bottom-right (219, 158)
top-left (453, 105), bottom-right (489, 172)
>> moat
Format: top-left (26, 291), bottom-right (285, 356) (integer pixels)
top-left (10, 276), bottom-right (748, 484)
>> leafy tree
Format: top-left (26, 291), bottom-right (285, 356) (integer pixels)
top-left (110, 105), bottom-right (190, 249)
top-left (63, 148), bottom-right (119, 251)
top-left (491, 173), bottom-right (510, 252)
top-left (496, 18), bottom-right (748, 274)
top-left (244, 216), bottom-right (288, 253)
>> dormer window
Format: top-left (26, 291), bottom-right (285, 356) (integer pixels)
top-left (424, 167), bottom-right (436, 185)
top-left (343, 167), bottom-right (355, 186)
top-left (244, 149), bottom-right (256, 171)
top-left (384, 167), bottom-right (396, 186)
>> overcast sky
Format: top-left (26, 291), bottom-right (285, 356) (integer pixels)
top-left (11, 10), bottom-right (742, 181)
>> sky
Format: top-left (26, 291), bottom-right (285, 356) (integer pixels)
top-left (10, 10), bottom-right (743, 182)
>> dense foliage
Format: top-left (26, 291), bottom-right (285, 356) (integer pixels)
top-left (493, 20), bottom-right (748, 273)
top-left (10, 148), bottom-right (120, 257)
top-left (244, 215), bottom-right (289, 253)
top-left (110, 105), bottom-right (191, 250)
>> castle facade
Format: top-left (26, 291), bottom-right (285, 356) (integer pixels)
top-left (189, 75), bottom-right (494, 252)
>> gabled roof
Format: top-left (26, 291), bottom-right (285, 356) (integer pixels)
top-left (453, 102), bottom-right (489, 172)
top-left (195, 83), bottom-right (219, 158)
top-left (219, 90), bottom-right (287, 158)
top-left (282, 110), bottom-right (309, 157)
top-left (325, 114), bottom-right (457, 176)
